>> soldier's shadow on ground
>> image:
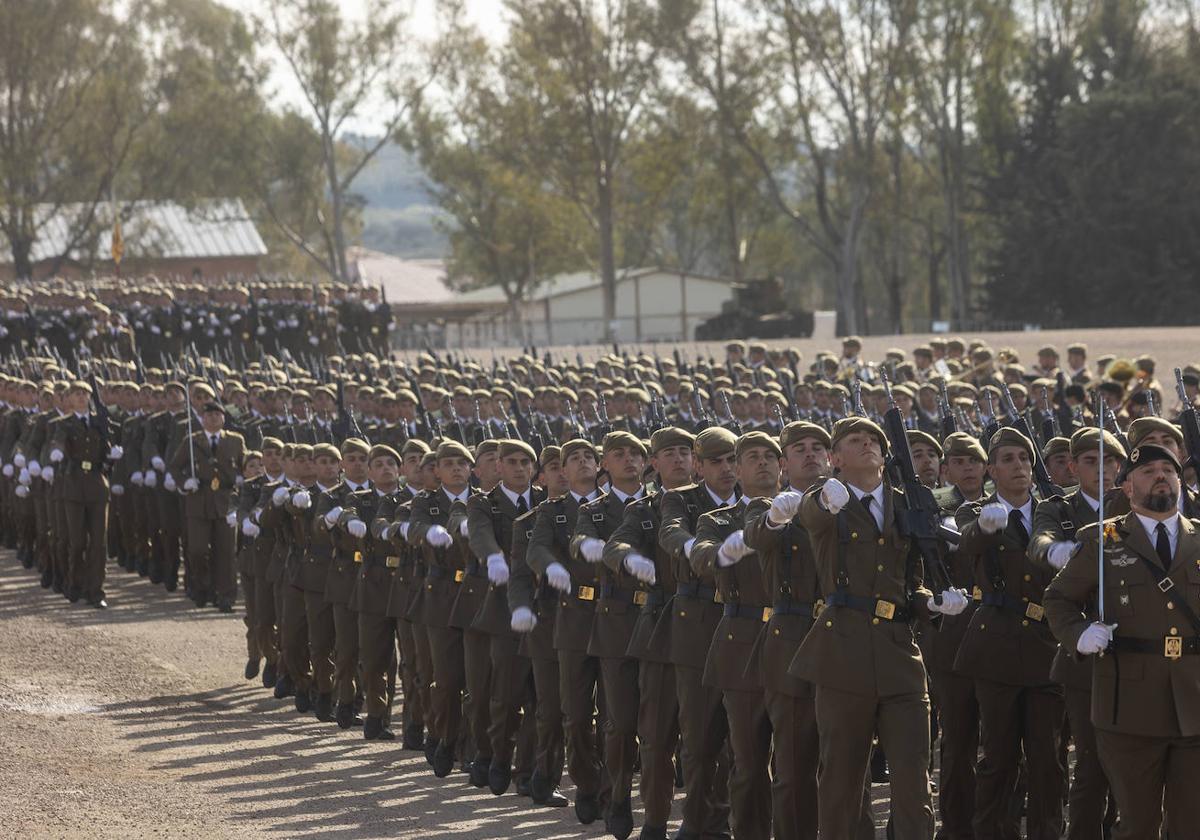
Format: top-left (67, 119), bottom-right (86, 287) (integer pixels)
top-left (102, 682), bottom-right (647, 839)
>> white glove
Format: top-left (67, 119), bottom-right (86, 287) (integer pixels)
top-left (144, 470), bottom-right (158, 488)
top-left (928, 588), bottom-right (970, 616)
top-left (1, 464), bottom-right (11, 478)
top-left (28, 461), bottom-right (40, 477)
top-left (183, 477), bottom-right (199, 493)
top-left (624, 553), bottom-right (657, 584)
top-left (164, 473), bottom-right (177, 492)
top-left (399, 521), bottom-right (411, 541)
top-left (545, 561), bottom-right (571, 592)
top-left (459, 519), bottom-right (469, 537)
top-left (18, 467), bottom-right (30, 486)
top-left (111, 484), bottom-right (125, 496)
top-left (426, 524), bottom-right (452, 548)
top-left (108, 445), bottom-right (123, 460)
top-left (487, 553), bottom-right (510, 586)
top-left (242, 519), bottom-right (260, 538)
top-left (131, 471), bottom-right (144, 486)
top-left (684, 538), bottom-right (696, 559)
top-left (41, 466), bottom-right (54, 484)
top-left (1077, 622), bottom-right (1117, 655)
top-left (15, 484), bottom-right (29, 498)
top-left (324, 506), bottom-right (343, 527)
top-left (292, 489), bottom-right (312, 509)
top-left (1047, 540), bottom-right (1078, 570)
top-left (979, 503), bottom-right (1009, 534)
top-left (49, 448), bottom-right (63, 463)
top-left (510, 606), bottom-right (537, 633)
top-left (225, 511), bottom-right (238, 527)
top-left (717, 530), bottom-right (751, 567)
top-left (580, 537), bottom-right (605, 563)
top-left (13, 453), bottom-right (25, 468)
top-left (820, 478), bottom-right (850, 514)
top-left (347, 519), bottom-right (367, 538)
top-left (151, 456), bottom-right (165, 471)
top-left (768, 490), bottom-right (804, 525)
top-left (272, 486), bottom-right (289, 506)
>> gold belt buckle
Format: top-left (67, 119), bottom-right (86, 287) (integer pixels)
top-left (1165, 636), bottom-right (1183, 659)
top-left (386, 555), bottom-right (400, 569)
top-left (454, 569), bottom-right (465, 583)
top-left (81, 460), bottom-right (92, 471)
top-left (633, 590), bottom-right (648, 606)
top-left (761, 607), bottom-right (774, 623)
top-left (713, 590), bottom-right (724, 604)
top-left (1025, 602), bottom-right (1045, 621)
top-left (874, 600), bottom-right (896, 620)
top-left (211, 476), bottom-right (220, 491)
top-left (577, 585), bottom-right (595, 601)
top-left (353, 551), bottom-right (363, 564)
top-left (972, 586), bottom-right (983, 601)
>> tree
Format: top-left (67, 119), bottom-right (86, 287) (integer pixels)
top-left (502, 0), bottom-right (665, 342)
top-left (0, 0), bottom-right (149, 279)
top-left (259, 0), bottom-right (446, 282)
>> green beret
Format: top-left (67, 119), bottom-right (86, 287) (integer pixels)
top-left (291, 444), bottom-right (314, 459)
top-left (367, 444), bottom-right (400, 466)
top-left (497, 438), bottom-right (538, 462)
top-left (649, 426), bottom-right (696, 455)
top-left (987, 427), bottom-right (1035, 463)
top-left (539, 445), bottom-right (562, 466)
top-left (779, 421), bottom-right (831, 451)
top-left (340, 437), bottom-right (370, 457)
top-left (436, 440), bottom-right (474, 464)
top-left (261, 436), bottom-right (284, 452)
top-left (561, 438), bottom-right (597, 464)
top-left (602, 430), bottom-right (647, 457)
top-left (735, 431), bottom-right (781, 459)
top-left (475, 439), bottom-right (500, 458)
top-left (1068, 427), bottom-right (1126, 460)
top-left (399, 438), bottom-right (430, 458)
top-left (906, 429), bottom-right (943, 459)
top-left (1041, 436), bottom-right (1071, 461)
top-left (1127, 416), bottom-right (1183, 450)
top-left (943, 432), bottom-right (986, 462)
top-left (695, 427), bottom-right (738, 460)
top-left (312, 443), bottom-right (341, 461)
top-left (830, 416), bottom-right (889, 456)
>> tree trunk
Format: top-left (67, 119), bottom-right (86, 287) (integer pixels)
top-left (322, 128), bottom-right (348, 284)
top-left (10, 236), bottom-right (34, 282)
top-left (597, 173), bottom-right (618, 343)
top-left (837, 188), bottom-right (868, 336)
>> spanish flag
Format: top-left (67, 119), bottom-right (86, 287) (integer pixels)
top-left (111, 215), bottom-right (124, 268)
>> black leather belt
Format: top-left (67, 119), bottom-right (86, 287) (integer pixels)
top-left (723, 603), bottom-right (772, 622)
top-left (676, 581), bottom-right (719, 602)
top-left (979, 592), bottom-right (1045, 622)
top-left (1111, 636), bottom-right (1200, 659)
top-left (601, 584), bottom-right (663, 608)
top-left (824, 592), bottom-right (911, 622)
top-left (772, 597), bottom-right (817, 618)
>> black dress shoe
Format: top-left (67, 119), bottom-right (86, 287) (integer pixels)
top-left (870, 745), bottom-right (889, 783)
top-left (607, 798), bottom-right (634, 840)
top-left (136, 559), bottom-right (149, 577)
top-left (66, 586), bottom-right (81, 603)
top-left (52, 576), bottom-right (64, 593)
top-left (402, 723), bottom-right (424, 751)
top-left (244, 658), bottom-right (261, 681)
top-left (217, 600), bottom-right (233, 614)
top-left (313, 692), bottom-right (334, 722)
top-left (515, 776), bottom-right (531, 797)
top-left (468, 758), bottom-right (491, 788)
top-left (164, 576), bottom-right (177, 592)
top-left (192, 591), bottom-right (209, 608)
top-left (424, 737), bottom-right (438, 766)
top-left (88, 596), bottom-right (108, 609)
top-left (149, 569), bottom-right (163, 585)
top-left (487, 761), bottom-right (511, 795)
top-left (294, 690), bottom-right (313, 714)
top-left (335, 703), bottom-right (361, 729)
top-left (574, 793), bottom-right (601, 825)
top-left (261, 661), bottom-right (278, 689)
top-left (40, 570), bottom-right (52, 589)
top-left (639, 826), bottom-right (668, 840)
top-left (20, 550), bottom-right (33, 569)
top-left (273, 673), bottom-right (295, 700)
top-left (534, 787), bottom-right (568, 807)
top-left (432, 742), bottom-right (455, 778)
top-left (363, 716), bottom-right (395, 740)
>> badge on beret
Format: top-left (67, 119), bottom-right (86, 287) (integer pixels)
top-left (1130, 448), bottom-right (1140, 463)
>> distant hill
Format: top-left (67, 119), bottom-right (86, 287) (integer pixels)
top-left (347, 136), bottom-right (448, 259)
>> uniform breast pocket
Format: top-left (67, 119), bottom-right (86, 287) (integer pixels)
top-left (1110, 582), bottom-right (1141, 619)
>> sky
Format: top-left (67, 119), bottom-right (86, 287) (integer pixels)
top-left (218, 0), bottom-right (507, 135)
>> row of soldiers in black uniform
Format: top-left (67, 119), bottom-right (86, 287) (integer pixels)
top-left (3, 336), bottom-right (1200, 840)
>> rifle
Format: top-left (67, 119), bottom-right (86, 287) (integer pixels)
top-left (1095, 387), bottom-right (1108, 625)
top-left (998, 382), bottom-right (1061, 498)
top-left (878, 369), bottom-right (958, 598)
top-left (184, 377), bottom-right (196, 482)
top-left (499, 401), bottom-right (521, 441)
top-left (1175, 368), bottom-right (1200, 474)
top-left (1041, 388), bottom-right (1060, 443)
top-left (1053, 371), bottom-right (1075, 433)
top-left (472, 398), bottom-right (488, 446)
top-left (720, 391), bottom-right (743, 434)
top-left (88, 372), bottom-right (112, 454)
top-left (938, 379), bottom-right (957, 439)
top-left (851, 377), bottom-right (867, 418)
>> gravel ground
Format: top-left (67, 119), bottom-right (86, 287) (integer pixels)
top-left (0, 557), bottom-right (900, 839)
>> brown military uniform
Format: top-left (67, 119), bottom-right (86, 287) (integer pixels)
top-left (1045, 513), bottom-right (1200, 839)
top-left (52, 412), bottom-right (113, 602)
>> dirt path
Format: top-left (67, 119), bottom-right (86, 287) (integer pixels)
top-left (0, 555), bottom-right (893, 838)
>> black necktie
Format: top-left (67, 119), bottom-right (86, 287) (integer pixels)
top-left (1009, 509), bottom-right (1028, 546)
top-left (1155, 523), bottom-right (1173, 570)
top-left (211, 435), bottom-right (219, 450)
top-left (516, 495), bottom-right (529, 515)
top-left (859, 494), bottom-right (878, 534)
